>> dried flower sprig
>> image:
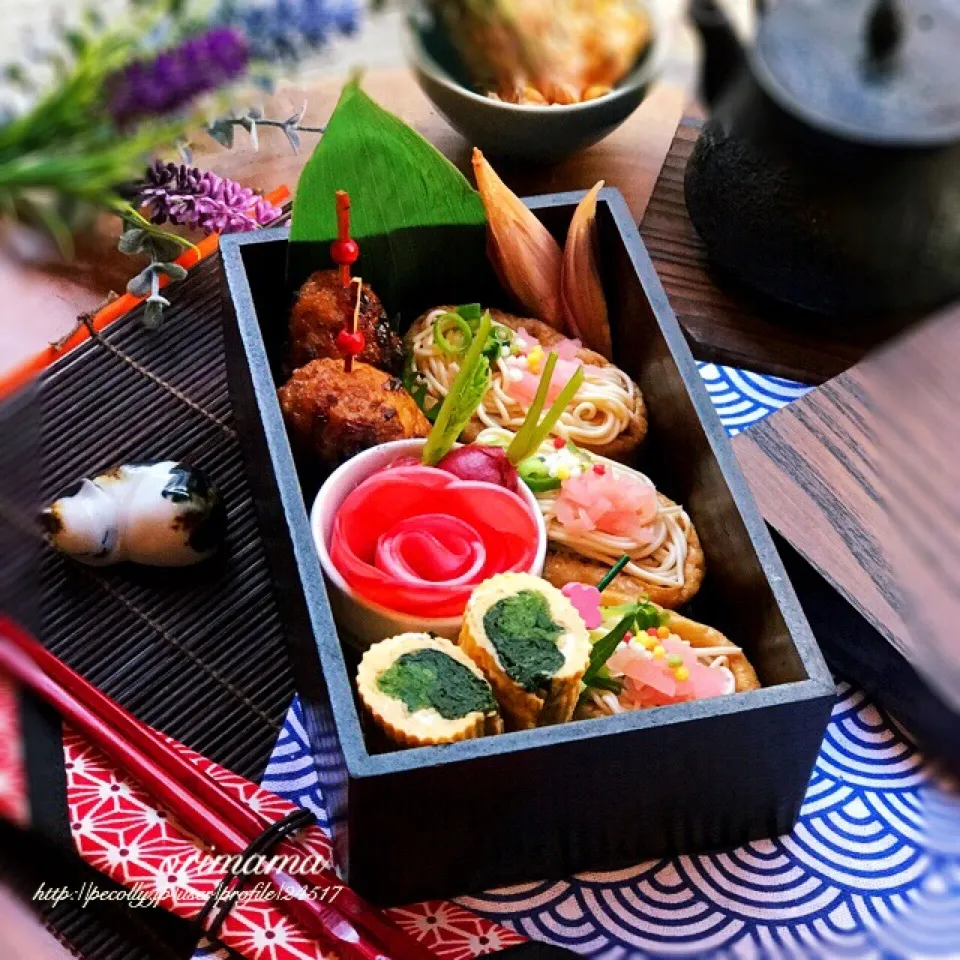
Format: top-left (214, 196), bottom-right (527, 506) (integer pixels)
top-left (136, 160), bottom-right (282, 233)
top-left (207, 102), bottom-right (326, 153)
top-left (120, 226), bottom-right (189, 329)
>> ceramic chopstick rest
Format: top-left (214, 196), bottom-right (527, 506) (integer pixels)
top-left (42, 461), bottom-right (225, 566)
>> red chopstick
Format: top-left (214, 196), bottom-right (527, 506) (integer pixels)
top-left (0, 619), bottom-right (429, 960)
top-left (0, 623), bottom-right (412, 960)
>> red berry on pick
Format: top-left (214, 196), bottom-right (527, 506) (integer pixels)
top-left (337, 329), bottom-right (366, 356)
top-left (330, 238), bottom-right (360, 266)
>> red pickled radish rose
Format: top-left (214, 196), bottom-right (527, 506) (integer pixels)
top-left (330, 465), bottom-right (538, 618)
top-left (436, 445), bottom-right (520, 492)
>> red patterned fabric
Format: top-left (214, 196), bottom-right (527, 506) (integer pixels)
top-left (0, 673), bottom-right (28, 825)
top-left (0, 702), bottom-right (522, 960)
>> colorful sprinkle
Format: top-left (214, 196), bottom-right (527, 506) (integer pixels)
top-left (675, 666), bottom-right (690, 682)
top-left (652, 645), bottom-right (665, 659)
top-left (657, 626), bottom-right (670, 639)
top-left (593, 464), bottom-right (606, 476)
top-left (553, 436), bottom-right (566, 449)
top-left (667, 654), bottom-right (683, 668)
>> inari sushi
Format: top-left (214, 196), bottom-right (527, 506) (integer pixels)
top-left (357, 634), bottom-right (503, 748)
top-left (460, 573), bottom-right (591, 729)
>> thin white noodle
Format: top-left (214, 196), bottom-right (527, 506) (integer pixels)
top-left (410, 310), bottom-right (638, 448)
top-left (478, 426), bottom-right (691, 589)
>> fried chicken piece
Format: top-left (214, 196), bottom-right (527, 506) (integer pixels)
top-left (289, 269), bottom-right (403, 374)
top-left (278, 358), bottom-right (430, 468)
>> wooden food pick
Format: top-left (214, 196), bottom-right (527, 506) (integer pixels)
top-left (330, 190), bottom-right (364, 373)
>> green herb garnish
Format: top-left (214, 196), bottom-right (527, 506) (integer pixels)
top-left (581, 599), bottom-right (667, 690)
top-left (506, 355), bottom-right (586, 465)
top-left (421, 312), bottom-right (493, 465)
top-left (455, 303), bottom-right (483, 322)
top-left (402, 354), bottom-right (440, 422)
top-left (597, 555), bottom-right (630, 592)
top-left (582, 605), bottom-right (640, 688)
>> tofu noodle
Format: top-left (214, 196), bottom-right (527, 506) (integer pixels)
top-left (410, 309), bottom-right (638, 449)
top-left (477, 427), bottom-right (692, 590)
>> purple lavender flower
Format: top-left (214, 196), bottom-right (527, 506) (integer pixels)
top-left (216, 0), bottom-right (359, 64)
top-left (107, 28), bottom-right (249, 126)
top-left (136, 161), bottom-right (281, 234)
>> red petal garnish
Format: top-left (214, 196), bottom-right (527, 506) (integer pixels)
top-left (330, 466), bottom-right (538, 618)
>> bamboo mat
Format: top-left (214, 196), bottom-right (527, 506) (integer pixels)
top-left (6, 255), bottom-right (296, 959)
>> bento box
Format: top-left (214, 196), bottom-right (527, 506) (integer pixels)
top-left (219, 188), bottom-right (835, 906)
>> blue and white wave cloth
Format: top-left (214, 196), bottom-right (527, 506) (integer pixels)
top-left (259, 363), bottom-right (960, 959)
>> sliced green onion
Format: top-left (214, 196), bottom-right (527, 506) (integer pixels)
top-left (434, 312), bottom-right (473, 355)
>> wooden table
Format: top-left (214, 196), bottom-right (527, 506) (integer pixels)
top-left (0, 68), bottom-right (686, 380)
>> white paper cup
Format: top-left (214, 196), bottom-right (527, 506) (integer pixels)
top-left (310, 439), bottom-right (547, 650)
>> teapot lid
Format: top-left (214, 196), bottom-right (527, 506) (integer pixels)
top-left (752, 0), bottom-right (960, 146)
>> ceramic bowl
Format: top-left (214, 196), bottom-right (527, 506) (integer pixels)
top-left (310, 439), bottom-right (547, 650)
top-left (403, 4), bottom-right (664, 162)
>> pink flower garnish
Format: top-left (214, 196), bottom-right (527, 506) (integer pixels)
top-left (561, 582), bottom-right (603, 629)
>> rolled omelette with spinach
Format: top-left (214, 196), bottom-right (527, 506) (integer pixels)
top-left (357, 633), bottom-right (503, 748)
top-left (460, 573), bottom-right (590, 729)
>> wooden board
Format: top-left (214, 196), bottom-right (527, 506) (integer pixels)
top-left (639, 119), bottom-right (894, 384)
top-left (733, 302), bottom-right (960, 739)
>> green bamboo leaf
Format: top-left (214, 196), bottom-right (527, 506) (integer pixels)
top-left (289, 78), bottom-right (492, 314)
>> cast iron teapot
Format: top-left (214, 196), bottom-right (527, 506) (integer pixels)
top-left (685, 0), bottom-right (960, 319)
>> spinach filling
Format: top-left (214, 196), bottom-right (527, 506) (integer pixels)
top-left (483, 590), bottom-right (565, 692)
top-left (377, 650), bottom-right (496, 720)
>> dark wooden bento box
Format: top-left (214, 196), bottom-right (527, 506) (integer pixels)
top-left (219, 188), bottom-right (835, 906)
